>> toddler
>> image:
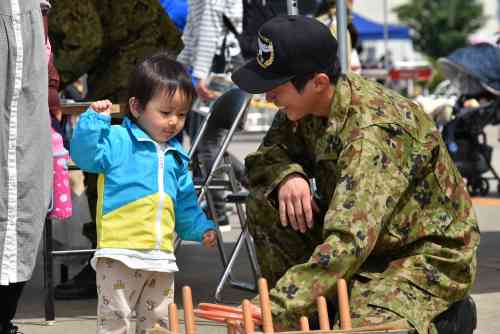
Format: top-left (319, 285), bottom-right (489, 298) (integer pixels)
top-left (71, 53), bottom-right (217, 334)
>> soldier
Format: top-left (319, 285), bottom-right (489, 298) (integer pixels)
top-left (231, 16), bottom-right (479, 334)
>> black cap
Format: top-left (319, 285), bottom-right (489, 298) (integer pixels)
top-left (232, 15), bottom-right (338, 94)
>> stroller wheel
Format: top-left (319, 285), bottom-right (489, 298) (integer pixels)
top-left (467, 178), bottom-right (489, 197)
top-left (479, 178), bottom-right (490, 196)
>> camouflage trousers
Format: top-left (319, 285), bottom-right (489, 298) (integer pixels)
top-left (246, 191), bottom-right (440, 334)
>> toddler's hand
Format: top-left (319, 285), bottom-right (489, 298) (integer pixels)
top-left (202, 230), bottom-right (217, 248)
top-left (90, 99), bottom-right (113, 116)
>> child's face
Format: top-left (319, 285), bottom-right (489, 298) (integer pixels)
top-left (130, 89), bottom-right (189, 143)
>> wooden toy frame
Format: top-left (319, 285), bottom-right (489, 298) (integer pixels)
top-left (147, 278), bottom-right (413, 334)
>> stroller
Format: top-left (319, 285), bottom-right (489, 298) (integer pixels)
top-left (438, 43), bottom-right (500, 196)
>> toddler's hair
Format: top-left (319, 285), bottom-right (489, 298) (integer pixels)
top-left (126, 52), bottom-right (196, 122)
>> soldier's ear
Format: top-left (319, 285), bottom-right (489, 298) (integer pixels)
top-left (312, 73), bottom-right (331, 92)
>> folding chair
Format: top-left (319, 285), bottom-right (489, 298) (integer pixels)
top-left (186, 88), bottom-right (261, 302)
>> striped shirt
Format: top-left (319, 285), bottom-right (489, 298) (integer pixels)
top-left (178, 0), bottom-right (242, 79)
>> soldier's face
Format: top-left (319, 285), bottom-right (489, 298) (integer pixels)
top-left (265, 82), bottom-right (317, 121)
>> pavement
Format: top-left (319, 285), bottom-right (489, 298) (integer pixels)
top-left (13, 127), bottom-right (500, 334)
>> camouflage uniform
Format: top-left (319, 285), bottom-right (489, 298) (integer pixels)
top-left (49, 0), bottom-right (183, 101)
top-left (245, 74), bottom-right (480, 334)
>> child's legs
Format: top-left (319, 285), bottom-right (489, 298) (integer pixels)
top-left (135, 272), bottom-right (175, 334)
top-left (96, 258), bottom-right (145, 334)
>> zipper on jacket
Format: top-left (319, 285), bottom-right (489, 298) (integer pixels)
top-left (155, 144), bottom-right (166, 249)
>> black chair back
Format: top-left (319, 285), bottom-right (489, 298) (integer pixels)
top-left (206, 88), bottom-right (251, 131)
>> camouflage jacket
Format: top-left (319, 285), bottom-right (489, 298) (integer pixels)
top-left (245, 74), bottom-right (480, 333)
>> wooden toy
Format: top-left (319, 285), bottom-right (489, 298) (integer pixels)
top-left (258, 278), bottom-right (274, 333)
top-left (183, 286), bottom-right (197, 334)
top-left (242, 300), bottom-right (255, 334)
top-left (149, 277), bottom-right (412, 334)
top-left (169, 303), bottom-right (179, 333)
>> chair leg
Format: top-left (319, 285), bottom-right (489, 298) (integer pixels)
top-left (213, 158), bottom-right (261, 301)
top-left (215, 229), bottom-right (253, 302)
top-left (232, 200), bottom-right (261, 285)
top-left (228, 163), bottom-right (261, 284)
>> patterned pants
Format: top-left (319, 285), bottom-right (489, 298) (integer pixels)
top-left (96, 258), bottom-right (174, 334)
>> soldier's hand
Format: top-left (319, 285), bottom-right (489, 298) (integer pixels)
top-left (278, 174), bottom-right (316, 233)
top-left (90, 99), bottom-right (112, 116)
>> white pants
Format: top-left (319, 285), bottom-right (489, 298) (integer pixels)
top-left (96, 258), bottom-right (174, 334)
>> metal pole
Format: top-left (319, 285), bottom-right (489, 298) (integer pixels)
top-left (336, 0), bottom-right (349, 73)
top-left (383, 0), bottom-right (389, 70)
top-left (287, 0), bottom-right (298, 15)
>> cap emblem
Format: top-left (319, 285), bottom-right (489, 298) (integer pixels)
top-left (257, 33), bottom-right (274, 68)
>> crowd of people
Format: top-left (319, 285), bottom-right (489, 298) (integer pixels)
top-left (0, 1), bottom-right (479, 334)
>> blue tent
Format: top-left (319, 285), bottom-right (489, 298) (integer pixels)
top-left (353, 12), bottom-right (410, 41)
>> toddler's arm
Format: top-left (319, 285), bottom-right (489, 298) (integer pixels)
top-left (90, 100), bottom-right (112, 116)
top-left (174, 160), bottom-right (216, 241)
top-left (70, 100), bottom-right (123, 173)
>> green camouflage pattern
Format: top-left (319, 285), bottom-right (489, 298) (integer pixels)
top-left (245, 73), bottom-right (480, 334)
top-left (49, 0), bottom-right (183, 102)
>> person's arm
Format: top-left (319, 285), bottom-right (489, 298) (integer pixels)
top-left (190, 0), bottom-right (225, 80)
top-left (267, 137), bottom-right (408, 328)
top-left (177, 0), bottom-right (193, 66)
top-left (245, 112), bottom-right (312, 196)
top-left (70, 106), bottom-right (124, 173)
top-left (174, 157), bottom-right (216, 241)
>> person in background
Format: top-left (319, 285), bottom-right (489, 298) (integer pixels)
top-left (316, 0), bottom-right (353, 69)
top-left (71, 53), bottom-right (217, 333)
top-left (348, 22), bottom-right (362, 75)
top-left (178, 0), bottom-right (242, 101)
top-left (237, 0), bottom-right (286, 60)
top-left (0, 1), bottom-right (52, 333)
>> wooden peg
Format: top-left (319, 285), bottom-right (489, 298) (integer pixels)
top-left (337, 278), bottom-right (352, 330)
top-left (182, 286), bottom-right (196, 334)
top-left (299, 316), bottom-right (310, 331)
top-left (168, 303), bottom-right (179, 333)
top-left (258, 278), bottom-right (274, 333)
top-left (316, 296), bottom-right (330, 330)
top-left (242, 299), bottom-right (255, 334)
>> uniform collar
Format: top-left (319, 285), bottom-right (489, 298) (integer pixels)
top-left (327, 74), bottom-right (353, 134)
top-left (122, 117), bottom-right (189, 160)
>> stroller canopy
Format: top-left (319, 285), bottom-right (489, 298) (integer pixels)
top-left (438, 43), bottom-right (500, 96)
